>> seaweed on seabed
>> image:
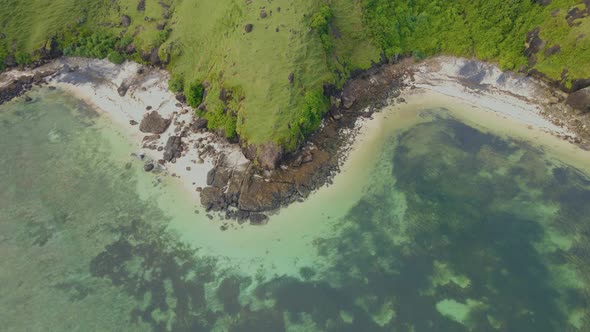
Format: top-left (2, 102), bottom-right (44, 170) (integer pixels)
top-left (303, 118), bottom-right (590, 331)
top-left (89, 217), bottom-right (221, 331)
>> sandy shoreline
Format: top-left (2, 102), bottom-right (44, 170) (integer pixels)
top-left (0, 56), bottom-right (586, 215)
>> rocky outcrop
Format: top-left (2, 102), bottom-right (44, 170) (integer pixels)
top-left (566, 87), bottom-right (590, 113)
top-left (163, 136), bottom-right (183, 161)
top-left (137, 0), bottom-right (146, 12)
top-left (0, 80), bottom-right (27, 105)
top-left (37, 37), bottom-right (62, 61)
top-left (0, 69), bottom-right (56, 105)
top-left (149, 47), bottom-right (161, 66)
top-left (238, 176), bottom-right (292, 212)
top-left (3, 54), bottom-right (15, 67)
top-left (190, 118), bottom-right (208, 132)
top-left (256, 142), bottom-right (283, 170)
top-left (201, 187), bottom-right (226, 211)
top-left (249, 213), bottom-right (269, 225)
top-left (534, 0), bottom-right (551, 6)
top-left (566, 5), bottom-right (589, 27)
top-left (121, 15), bottom-right (131, 27)
top-left (139, 111), bottom-right (171, 134)
top-left (524, 28), bottom-right (545, 60)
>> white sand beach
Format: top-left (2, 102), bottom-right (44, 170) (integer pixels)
top-left (47, 58), bottom-right (249, 202)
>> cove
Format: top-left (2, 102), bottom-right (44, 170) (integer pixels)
top-left (1, 88), bottom-right (590, 331)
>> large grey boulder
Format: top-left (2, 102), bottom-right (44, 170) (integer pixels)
top-left (566, 87), bottom-right (590, 113)
top-left (139, 111), bottom-right (171, 134)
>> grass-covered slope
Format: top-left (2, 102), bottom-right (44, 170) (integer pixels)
top-left (1, 0), bottom-right (589, 156)
top-left (0, 0), bottom-right (380, 152)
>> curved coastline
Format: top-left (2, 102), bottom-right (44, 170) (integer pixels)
top-left (1, 56), bottom-right (589, 222)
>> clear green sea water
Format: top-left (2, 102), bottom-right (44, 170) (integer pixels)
top-left (2, 89), bottom-right (590, 331)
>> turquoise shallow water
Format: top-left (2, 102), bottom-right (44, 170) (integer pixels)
top-left (1, 89), bottom-right (590, 331)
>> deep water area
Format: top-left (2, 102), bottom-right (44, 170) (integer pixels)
top-left (1, 91), bottom-right (590, 331)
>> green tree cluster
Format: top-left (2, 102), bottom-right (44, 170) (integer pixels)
top-left (310, 5), bottom-right (334, 55)
top-left (62, 30), bottom-right (118, 59)
top-left (107, 51), bottom-right (125, 64)
top-left (186, 82), bottom-right (205, 108)
top-left (362, 0), bottom-right (543, 70)
top-left (59, 29), bottom-right (140, 64)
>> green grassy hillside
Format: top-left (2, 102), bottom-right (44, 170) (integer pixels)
top-left (1, 0), bottom-right (589, 154)
top-left (0, 0), bottom-right (380, 152)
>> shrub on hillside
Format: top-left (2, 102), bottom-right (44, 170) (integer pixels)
top-left (310, 5), bottom-right (334, 54)
top-left (168, 74), bottom-right (184, 93)
top-left (206, 108), bottom-right (237, 139)
top-left (186, 82), bottom-right (205, 108)
top-left (107, 51), bottom-right (125, 64)
top-left (62, 31), bottom-right (118, 59)
top-left (118, 35), bottom-right (134, 49)
top-left (0, 44), bottom-right (8, 71)
top-left (154, 30), bottom-right (170, 48)
top-left (287, 89), bottom-right (329, 150)
top-left (15, 51), bottom-right (32, 66)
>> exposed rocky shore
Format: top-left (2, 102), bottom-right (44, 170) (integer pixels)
top-left (200, 60), bottom-right (413, 224)
top-left (1, 56), bottom-right (589, 227)
top-left (199, 56), bottom-right (590, 225)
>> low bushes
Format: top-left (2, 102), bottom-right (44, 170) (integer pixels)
top-left (186, 82), bottom-right (204, 108)
top-left (61, 30), bottom-right (138, 64)
top-left (168, 74), bottom-right (184, 93)
top-left (62, 30), bottom-right (118, 59)
top-left (205, 108), bottom-right (237, 139)
top-left (107, 51), bottom-right (125, 64)
top-left (15, 51), bottom-right (32, 65)
top-left (310, 5), bottom-right (334, 55)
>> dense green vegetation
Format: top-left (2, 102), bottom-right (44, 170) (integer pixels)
top-left (362, 0), bottom-right (590, 86)
top-left (287, 90), bottom-right (330, 150)
top-left (168, 74), bottom-right (184, 94)
top-left (310, 5), bottom-right (335, 55)
top-left (1, 0), bottom-right (589, 153)
top-left (363, 0), bottom-right (539, 67)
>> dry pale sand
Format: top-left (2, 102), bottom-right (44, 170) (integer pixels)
top-left (409, 56), bottom-right (571, 135)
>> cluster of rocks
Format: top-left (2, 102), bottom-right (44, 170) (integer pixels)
top-left (199, 147), bottom-right (326, 226)
top-left (197, 58), bottom-right (412, 224)
top-left (0, 69), bottom-right (57, 105)
top-left (138, 110), bottom-right (216, 167)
